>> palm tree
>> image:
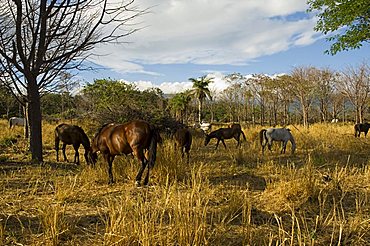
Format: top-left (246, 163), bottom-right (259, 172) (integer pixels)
top-left (189, 75), bottom-right (213, 123)
top-left (168, 91), bottom-right (192, 123)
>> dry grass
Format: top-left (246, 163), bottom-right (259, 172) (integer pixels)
top-left (1, 120), bottom-right (370, 245)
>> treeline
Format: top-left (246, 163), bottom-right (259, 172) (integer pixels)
top-left (169, 63), bottom-right (370, 127)
top-left (0, 63), bottom-right (369, 127)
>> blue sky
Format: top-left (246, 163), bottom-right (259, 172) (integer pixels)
top-left (76, 0), bottom-right (369, 94)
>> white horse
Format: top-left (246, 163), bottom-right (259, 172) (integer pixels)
top-left (9, 117), bottom-right (25, 129)
top-left (200, 121), bottom-right (211, 131)
top-left (259, 128), bottom-right (296, 154)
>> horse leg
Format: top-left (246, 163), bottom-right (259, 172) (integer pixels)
top-left (181, 147), bottom-right (185, 159)
top-left (268, 139), bottom-right (273, 152)
top-left (281, 141), bottom-right (287, 154)
top-left (185, 146), bottom-right (190, 163)
top-left (215, 139), bottom-right (220, 149)
top-left (234, 135), bottom-right (240, 148)
top-left (143, 160), bottom-right (150, 186)
top-left (73, 144), bottom-right (80, 165)
top-left (221, 139), bottom-right (227, 149)
top-left (62, 143), bottom-right (68, 162)
top-left (134, 149), bottom-right (147, 186)
top-left (104, 154), bottom-right (115, 184)
top-left (55, 138), bottom-right (60, 162)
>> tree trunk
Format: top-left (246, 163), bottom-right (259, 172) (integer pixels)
top-left (23, 103), bottom-right (29, 139)
top-left (28, 81), bottom-right (43, 163)
top-left (252, 103), bottom-right (256, 125)
top-left (198, 98), bottom-right (202, 123)
top-left (260, 102), bottom-right (265, 125)
top-left (302, 105), bottom-right (308, 128)
top-left (356, 106), bottom-right (361, 123)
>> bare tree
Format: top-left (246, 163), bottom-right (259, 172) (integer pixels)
top-left (275, 75), bottom-right (294, 125)
top-left (337, 62), bottom-right (370, 123)
top-left (247, 74), bottom-right (271, 125)
top-left (223, 73), bottom-right (249, 122)
top-left (0, 0), bottom-right (144, 162)
top-left (313, 68), bottom-right (336, 123)
top-left (288, 67), bottom-right (317, 128)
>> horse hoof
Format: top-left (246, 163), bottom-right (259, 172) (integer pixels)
top-left (135, 181), bottom-right (141, 187)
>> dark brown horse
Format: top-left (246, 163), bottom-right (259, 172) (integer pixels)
top-left (204, 124), bottom-right (246, 149)
top-left (55, 123), bottom-right (93, 165)
top-left (173, 127), bottom-right (192, 163)
top-left (91, 120), bottom-right (161, 186)
top-left (354, 123), bottom-right (370, 137)
top-left (230, 123), bottom-right (246, 142)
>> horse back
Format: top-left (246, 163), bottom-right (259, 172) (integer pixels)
top-left (266, 128), bottom-right (293, 141)
top-left (55, 123), bottom-right (89, 146)
top-left (9, 117), bottom-right (25, 127)
top-left (210, 127), bottom-right (234, 139)
top-left (96, 120), bottom-right (153, 155)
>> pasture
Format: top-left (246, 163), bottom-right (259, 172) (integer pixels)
top-left (1, 120), bottom-right (370, 245)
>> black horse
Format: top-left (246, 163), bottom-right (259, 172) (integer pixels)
top-left (55, 123), bottom-right (93, 165)
top-left (204, 124), bottom-right (246, 149)
top-left (354, 123), bottom-right (370, 137)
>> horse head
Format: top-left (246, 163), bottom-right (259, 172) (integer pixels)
top-left (85, 148), bottom-right (98, 166)
top-left (204, 134), bottom-right (211, 146)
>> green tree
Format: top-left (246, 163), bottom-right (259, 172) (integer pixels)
top-left (189, 76), bottom-right (213, 123)
top-left (168, 91), bottom-right (192, 124)
top-left (0, 84), bottom-right (17, 118)
top-left (80, 79), bottom-right (169, 127)
top-left (307, 0), bottom-right (370, 55)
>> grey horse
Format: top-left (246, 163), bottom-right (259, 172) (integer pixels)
top-left (9, 117), bottom-right (25, 129)
top-left (259, 128), bottom-right (296, 154)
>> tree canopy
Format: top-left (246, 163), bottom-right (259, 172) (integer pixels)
top-left (307, 0), bottom-right (370, 55)
top-left (189, 76), bottom-right (213, 123)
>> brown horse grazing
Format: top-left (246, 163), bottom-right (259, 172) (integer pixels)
top-left (354, 123), bottom-right (370, 137)
top-left (91, 120), bottom-right (161, 186)
top-left (204, 124), bottom-right (246, 149)
top-left (173, 127), bottom-right (192, 163)
top-left (55, 123), bottom-right (93, 165)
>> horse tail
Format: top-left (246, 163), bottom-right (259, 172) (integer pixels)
top-left (185, 130), bottom-right (192, 150)
top-left (354, 124), bottom-right (359, 137)
top-left (289, 133), bottom-right (296, 154)
top-left (148, 127), bottom-right (159, 169)
top-left (241, 129), bottom-right (246, 141)
top-left (259, 129), bottom-right (267, 146)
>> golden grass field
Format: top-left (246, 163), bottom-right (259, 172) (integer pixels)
top-left (0, 119), bottom-right (370, 245)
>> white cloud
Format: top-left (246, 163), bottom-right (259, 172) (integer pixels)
top-left (89, 0), bottom-right (319, 73)
top-left (122, 79), bottom-right (193, 94)
top-left (121, 72), bottom-right (250, 94)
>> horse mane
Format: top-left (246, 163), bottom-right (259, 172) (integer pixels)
top-left (72, 125), bottom-right (90, 148)
top-left (94, 123), bottom-right (114, 138)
